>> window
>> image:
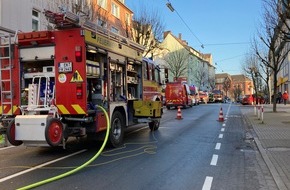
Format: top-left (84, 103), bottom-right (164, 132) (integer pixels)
top-left (98, 0), bottom-right (107, 9)
top-left (111, 27), bottom-right (119, 34)
top-left (154, 67), bottom-right (161, 83)
top-left (97, 18), bottom-right (107, 27)
top-left (125, 13), bottom-right (130, 25)
top-left (32, 9), bottom-right (40, 31)
top-left (112, 3), bottom-right (120, 18)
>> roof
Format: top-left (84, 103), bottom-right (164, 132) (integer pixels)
top-left (215, 73), bottom-right (231, 79)
top-left (231, 74), bottom-right (252, 82)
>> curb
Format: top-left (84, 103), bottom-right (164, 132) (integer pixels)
top-left (254, 138), bottom-right (287, 190)
top-left (242, 107), bottom-right (287, 190)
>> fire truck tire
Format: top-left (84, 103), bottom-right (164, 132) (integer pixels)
top-left (109, 111), bottom-right (124, 147)
top-left (6, 119), bottom-right (23, 146)
top-left (149, 119), bottom-right (160, 131)
top-left (45, 118), bottom-right (63, 147)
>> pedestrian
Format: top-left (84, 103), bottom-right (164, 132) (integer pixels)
top-left (282, 91), bottom-right (289, 105)
top-left (277, 92), bottom-right (282, 103)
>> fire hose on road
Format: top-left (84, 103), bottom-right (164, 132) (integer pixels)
top-left (17, 105), bottom-right (110, 190)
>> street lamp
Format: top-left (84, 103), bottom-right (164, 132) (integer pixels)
top-left (165, 1), bottom-right (204, 49)
top-left (166, 3), bottom-right (175, 12)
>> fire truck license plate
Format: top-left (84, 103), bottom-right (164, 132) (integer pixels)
top-left (58, 62), bottom-right (72, 72)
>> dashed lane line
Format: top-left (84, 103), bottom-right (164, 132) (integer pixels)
top-left (210, 154), bottom-right (218, 166)
top-left (215, 143), bottom-right (221, 150)
top-left (202, 176), bottom-right (213, 190)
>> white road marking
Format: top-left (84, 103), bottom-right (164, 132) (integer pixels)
top-left (210, 154), bottom-right (218, 166)
top-left (0, 149), bottom-right (87, 183)
top-left (202, 176), bottom-right (213, 190)
top-left (221, 128), bottom-right (225, 132)
top-left (215, 143), bottom-right (221, 150)
top-left (218, 134), bottom-right (223, 138)
top-left (222, 123), bottom-right (226, 127)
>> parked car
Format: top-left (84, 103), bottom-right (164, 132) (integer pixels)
top-left (198, 91), bottom-right (209, 104)
top-left (212, 89), bottom-right (223, 103)
top-left (241, 95), bottom-right (254, 105)
top-left (241, 94), bottom-right (265, 105)
top-left (189, 85), bottom-right (199, 105)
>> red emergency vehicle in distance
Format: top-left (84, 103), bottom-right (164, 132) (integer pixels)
top-left (198, 91), bottom-right (209, 104)
top-left (165, 81), bottom-right (194, 110)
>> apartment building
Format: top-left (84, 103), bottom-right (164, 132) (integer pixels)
top-left (0, 0), bottom-right (132, 38)
top-left (154, 31), bottom-right (215, 91)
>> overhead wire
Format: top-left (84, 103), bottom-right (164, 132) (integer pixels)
top-left (166, 0), bottom-right (204, 49)
top-left (203, 42), bottom-right (250, 46)
top-left (165, 0), bottom-right (250, 74)
top-left (215, 53), bottom-right (249, 73)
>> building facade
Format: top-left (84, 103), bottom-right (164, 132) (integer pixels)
top-left (215, 73), bottom-right (253, 101)
top-left (153, 31), bottom-right (215, 91)
top-left (0, 0), bottom-right (132, 38)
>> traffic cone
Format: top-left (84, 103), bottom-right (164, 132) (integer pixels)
top-left (176, 106), bottom-right (183, 120)
top-left (218, 107), bottom-right (224, 122)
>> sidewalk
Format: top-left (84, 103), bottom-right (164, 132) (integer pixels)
top-left (242, 103), bottom-right (290, 190)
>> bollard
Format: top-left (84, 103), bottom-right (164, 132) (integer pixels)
top-left (257, 105), bottom-right (260, 120)
top-left (261, 105), bottom-right (264, 123)
top-left (254, 105), bottom-right (257, 115)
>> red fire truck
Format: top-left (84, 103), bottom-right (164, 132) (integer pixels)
top-left (165, 81), bottom-right (194, 109)
top-left (0, 9), bottom-right (162, 148)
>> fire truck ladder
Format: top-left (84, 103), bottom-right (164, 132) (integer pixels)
top-left (0, 32), bottom-right (14, 116)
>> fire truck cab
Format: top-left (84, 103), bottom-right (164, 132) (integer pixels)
top-left (0, 9), bottom-right (162, 148)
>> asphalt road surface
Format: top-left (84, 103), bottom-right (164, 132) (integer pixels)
top-left (0, 103), bottom-right (277, 190)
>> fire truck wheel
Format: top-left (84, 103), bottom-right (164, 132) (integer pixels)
top-left (149, 119), bottom-right (160, 131)
top-left (45, 118), bottom-right (63, 147)
top-left (6, 119), bottom-right (23, 146)
top-left (109, 111), bottom-right (124, 147)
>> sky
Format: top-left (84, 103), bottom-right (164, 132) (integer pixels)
top-left (126, 0), bottom-right (264, 75)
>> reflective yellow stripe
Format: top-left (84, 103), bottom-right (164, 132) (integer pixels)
top-left (0, 106), bottom-right (18, 115)
top-left (57, 105), bottom-right (70, 114)
top-left (13, 106), bottom-right (18, 114)
top-left (72, 104), bottom-right (86, 114)
top-left (0, 106), bottom-right (6, 114)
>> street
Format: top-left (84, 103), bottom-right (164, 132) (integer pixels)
top-left (0, 103), bottom-right (277, 190)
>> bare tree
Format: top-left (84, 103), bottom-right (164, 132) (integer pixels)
top-left (223, 76), bottom-right (232, 98)
top-left (254, 0), bottom-right (290, 112)
top-left (130, 4), bottom-right (165, 57)
top-left (233, 84), bottom-right (243, 102)
top-left (164, 49), bottom-right (189, 81)
top-left (192, 62), bottom-right (208, 90)
top-left (208, 75), bottom-right (216, 91)
top-left (242, 52), bottom-right (261, 104)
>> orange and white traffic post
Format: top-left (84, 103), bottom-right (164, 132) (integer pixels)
top-left (218, 107), bottom-right (224, 122)
top-left (176, 106), bottom-right (183, 120)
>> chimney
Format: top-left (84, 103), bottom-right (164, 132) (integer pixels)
top-left (163, 31), bottom-right (171, 39)
top-left (178, 33), bottom-right (182, 39)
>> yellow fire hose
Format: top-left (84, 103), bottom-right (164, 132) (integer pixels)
top-left (17, 105), bottom-right (110, 190)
